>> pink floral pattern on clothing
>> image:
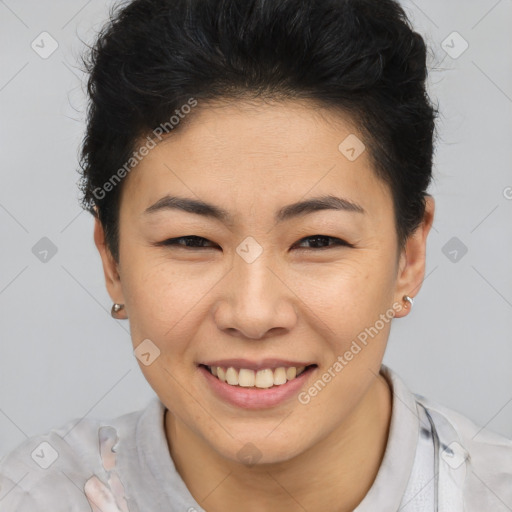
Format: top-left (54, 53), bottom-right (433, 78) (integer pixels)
top-left (84, 426), bottom-right (130, 512)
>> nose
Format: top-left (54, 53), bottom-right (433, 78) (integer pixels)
top-left (213, 250), bottom-right (298, 340)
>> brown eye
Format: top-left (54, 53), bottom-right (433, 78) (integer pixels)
top-left (157, 236), bottom-right (218, 249)
top-left (294, 235), bottom-right (352, 250)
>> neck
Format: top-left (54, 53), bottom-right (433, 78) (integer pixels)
top-left (165, 373), bottom-right (392, 512)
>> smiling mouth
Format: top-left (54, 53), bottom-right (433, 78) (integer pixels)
top-left (200, 364), bottom-right (317, 389)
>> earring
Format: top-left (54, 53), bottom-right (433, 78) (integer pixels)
top-left (111, 303), bottom-right (126, 319)
top-left (403, 295), bottom-right (414, 309)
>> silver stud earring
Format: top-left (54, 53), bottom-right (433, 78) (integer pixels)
top-left (403, 295), bottom-right (414, 309)
top-left (111, 303), bottom-right (125, 318)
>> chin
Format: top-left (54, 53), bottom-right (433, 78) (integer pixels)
top-left (211, 429), bottom-right (313, 467)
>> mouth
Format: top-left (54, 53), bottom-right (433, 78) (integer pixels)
top-left (199, 363), bottom-right (317, 389)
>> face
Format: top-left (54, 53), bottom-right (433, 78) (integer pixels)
top-left (95, 99), bottom-right (433, 465)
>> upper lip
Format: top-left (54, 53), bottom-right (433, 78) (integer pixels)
top-left (200, 359), bottom-right (315, 371)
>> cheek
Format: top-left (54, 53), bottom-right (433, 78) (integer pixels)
top-left (293, 257), bottom-right (395, 413)
top-left (120, 252), bottom-right (224, 347)
top-left (121, 258), bottom-right (214, 403)
top-left (290, 251), bottom-right (396, 337)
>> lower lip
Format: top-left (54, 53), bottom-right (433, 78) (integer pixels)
top-left (198, 365), bottom-right (316, 409)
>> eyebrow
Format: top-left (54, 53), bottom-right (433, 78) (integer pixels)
top-left (142, 194), bottom-right (365, 225)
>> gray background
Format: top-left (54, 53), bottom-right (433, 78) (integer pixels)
top-left (0, 0), bottom-right (511, 458)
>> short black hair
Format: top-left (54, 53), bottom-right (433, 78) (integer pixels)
top-left (79, 0), bottom-right (438, 263)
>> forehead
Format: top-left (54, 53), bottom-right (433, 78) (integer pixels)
top-left (120, 99), bottom-right (392, 223)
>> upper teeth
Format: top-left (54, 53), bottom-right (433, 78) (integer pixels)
top-left (210, 366), bottom-right (306, 388)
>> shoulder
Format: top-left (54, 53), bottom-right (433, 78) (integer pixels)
top-left (415, 392), bottom-right (512, 457)
top-left (0, 400), bottom-right (153, 511)
top-left (415, 393), bottom-right (512, 510)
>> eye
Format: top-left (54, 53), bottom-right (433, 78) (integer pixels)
top-left (156, 236), bottom-right (219, 249)
top-left (293, 235), bottom-right (353, 250)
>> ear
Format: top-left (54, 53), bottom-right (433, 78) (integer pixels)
top-left (93, 215), bottom-right (126, 313)
top-left (393, 195), bottom-right (435, 318)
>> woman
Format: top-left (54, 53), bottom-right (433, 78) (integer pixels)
top-left (1, 0), bottom-right (511, 510)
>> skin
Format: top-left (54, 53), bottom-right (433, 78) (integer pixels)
top-left (94, 99), bottom-right (434, 512)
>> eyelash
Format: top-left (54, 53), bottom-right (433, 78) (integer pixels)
top-left (157, 235), bottom-right (353, 251)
